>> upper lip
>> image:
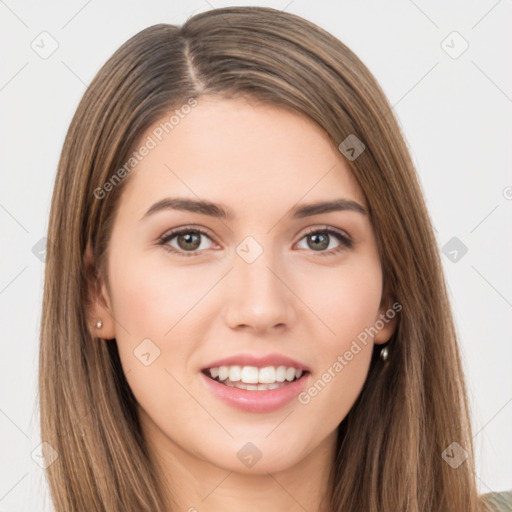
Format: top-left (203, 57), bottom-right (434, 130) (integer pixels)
top-left (202, 353), bottom-right (310, 372)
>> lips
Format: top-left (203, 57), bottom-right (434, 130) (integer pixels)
top-left (198, 353), bottom-right (311, 412)
top-left (199, 368), bottom-right (310, 413)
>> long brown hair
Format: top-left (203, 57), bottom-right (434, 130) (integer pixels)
top-left (40, 6), bottom-right (491, 511)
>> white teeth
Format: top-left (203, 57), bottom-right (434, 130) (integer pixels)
top-left (241, 366), bottom-right (259, 384)
top-left (275, 366), bottom-right (287, 382)
top-left (258, 366), bottom-right (276, 383)
top-left (218, 366), bottom-right (229, 381)
top-left (227, 381), bottom-right (285, 391)
top-left (228, 365), bottom-right (241, 382)
top-left (207, 365), bottom-right (306, 385)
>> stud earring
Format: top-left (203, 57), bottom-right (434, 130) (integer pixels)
top-left (380, 346), bottom-right (389, 361)
top-left (95, 319), bottom-right (103, 329)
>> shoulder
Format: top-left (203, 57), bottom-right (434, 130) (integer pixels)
top-left (481, 490), bottom-right (512, 512)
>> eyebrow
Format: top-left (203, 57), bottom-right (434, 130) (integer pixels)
top-left (141, 197), bottom-right (367, 221)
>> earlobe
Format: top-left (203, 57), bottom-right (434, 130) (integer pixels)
top-left (83, 242), bottom-right (116, 340)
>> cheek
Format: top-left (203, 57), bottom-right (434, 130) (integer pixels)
top-left (298, 340), bottom-right (373, 438)
top-left (293, 255), bottom-right (381, 417)
top-left (106, 253), bottom-right (202, 428)
top-left (108, 249), bottom-right (210, 338)
top-left (295, 253), bottom-right (383, 342)
top-left (106, 249), bottom-right (219, 399)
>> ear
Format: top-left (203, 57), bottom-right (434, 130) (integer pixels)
top-left (372, 289), bottom-right (399, 345)
top-left (83, 242), bottom-right (116, 340)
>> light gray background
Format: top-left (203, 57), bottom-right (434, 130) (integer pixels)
top-left (1, 1), bottom-right (511, 510)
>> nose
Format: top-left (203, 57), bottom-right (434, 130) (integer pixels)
top-left (223, 244), bottom-right (296, 334)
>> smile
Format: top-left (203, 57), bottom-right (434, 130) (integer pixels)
top-left (203, 365), bottom-right (305, 390)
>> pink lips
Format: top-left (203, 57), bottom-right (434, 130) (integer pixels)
top-left (200, 370), bottom-right (309, 413)
top-left (201, 353), bottom-right (310, 372)
top-left (199, 352), bottom-right (311, 413)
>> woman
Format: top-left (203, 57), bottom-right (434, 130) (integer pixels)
top-left (39, 6), bottom-right (511, 511)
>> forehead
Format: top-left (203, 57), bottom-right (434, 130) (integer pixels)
top-left (118, 96), bottom-right (367, 220)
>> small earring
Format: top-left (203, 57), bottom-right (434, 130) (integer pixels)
top-left (380, 346), bottom-right (389, 361)
top-left (95, 319), bottom-right (103, 329)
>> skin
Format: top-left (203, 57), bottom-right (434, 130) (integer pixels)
top-left (86, 96), bottom-right (397, 512)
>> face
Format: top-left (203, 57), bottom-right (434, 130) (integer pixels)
top-left (88, 96), bottom-right (396, 475)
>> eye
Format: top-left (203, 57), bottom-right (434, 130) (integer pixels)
top-left (295, 226), bottom-right (353, 256)
top-left (158, 226), bottom-right (217, 257)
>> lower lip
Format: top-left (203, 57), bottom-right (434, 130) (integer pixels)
top-left (199, 371), bottom-right (309, 413)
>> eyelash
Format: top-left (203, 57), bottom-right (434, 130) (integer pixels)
top-left (158, 225), bottom-right (353, 258)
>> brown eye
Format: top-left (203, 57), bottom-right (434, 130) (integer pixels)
top-left (296, 227), bottom-right (353, 255)
top-left (176, 232), bottom-right (202, 251)
top-left (306, 232), bottom-right (330, 251)
top-left (159, 227), bottom-right (216, 257)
